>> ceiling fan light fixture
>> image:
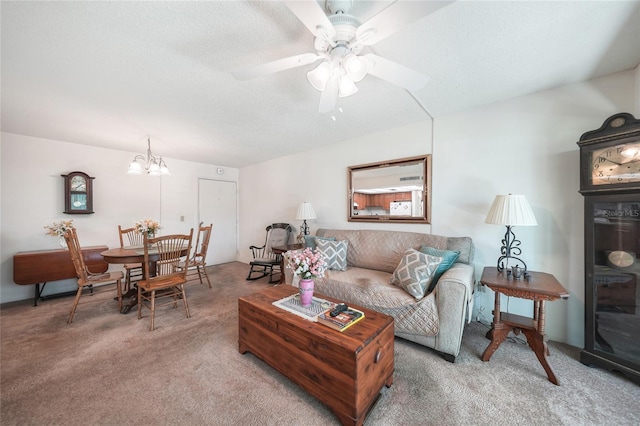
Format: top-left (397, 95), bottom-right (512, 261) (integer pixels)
top-left (338, 76), bottom-right (358, 98)
top-left (343, 54), bottom-right (367, 82)
top-left (307, 61), bottom-right (332, 91)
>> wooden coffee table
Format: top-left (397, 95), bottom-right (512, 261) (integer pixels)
top-left (238, 286), bottom-right (394, 426)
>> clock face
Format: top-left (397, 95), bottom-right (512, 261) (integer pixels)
top-left (591, 142), bottom-right (640, 185)
top-left (71, 175), bottom-right (87, 192)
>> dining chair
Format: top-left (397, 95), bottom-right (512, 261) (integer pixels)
top-left (246, 223), bottom-right (291, 283)
top-left (117, 225), bottom-right (147, 292)
top-left (137, 229), bottom-right (193, 331)
top-left (64, 228), bottom-right (124, 324)
top-left (179, 222), bottom-right (213, 288)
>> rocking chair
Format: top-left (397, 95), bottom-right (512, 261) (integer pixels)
top-left (246, 223), bottom-right (291, 283)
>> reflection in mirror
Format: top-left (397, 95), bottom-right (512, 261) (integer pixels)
top-left (348, 155), bottom-right (431, 223)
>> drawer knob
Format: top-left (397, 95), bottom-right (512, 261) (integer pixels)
top-left (374, 349), bottom-right (382, 363)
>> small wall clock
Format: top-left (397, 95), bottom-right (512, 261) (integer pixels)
top-left (61, 171), bottom-right (94, 214)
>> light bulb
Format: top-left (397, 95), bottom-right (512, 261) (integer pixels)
top-left (338, 76), bottom-right (358, 98)
top-left (343, 54), bottom-right (367, 82)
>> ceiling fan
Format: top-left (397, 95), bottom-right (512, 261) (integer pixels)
top-left (232, 0), bottom-right (451, 113)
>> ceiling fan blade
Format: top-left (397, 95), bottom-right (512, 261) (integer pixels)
top-left (363, 54), bottom-right (429, 92)
top-left (356, 0), bottom-right (454, 46)
top-left (318, 75), bottom-right (339, 113)
top-left (232, 53), bottom-right (321, 81)
top-left (283, 0), bottom-right (336, 39)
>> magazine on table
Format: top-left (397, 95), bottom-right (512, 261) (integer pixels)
top-left (317, 306), bottom-right (365, 332)
top-left (272, 294), bottom-right (336, 322)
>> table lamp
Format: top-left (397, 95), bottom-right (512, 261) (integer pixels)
top-left (485, 194), bottom-right (537, 275)
top-left (296, 202), bottom-right (317, 243)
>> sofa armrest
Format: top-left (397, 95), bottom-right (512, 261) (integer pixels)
top-left (432, 263), bottom-right (475, 358)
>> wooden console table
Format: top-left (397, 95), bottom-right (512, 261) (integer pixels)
top-left (13, 246), bottom-right (109, 306)
top-left (480, 266), bottom-right (569, 385)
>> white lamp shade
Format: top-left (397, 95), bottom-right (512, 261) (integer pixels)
top-left (338, 76), bottom-right (358, 98)
top-left (307, 62), bottom-right (332, 91)
top-left (127, 161), bottom-right (143, 175)
top-left (296, 202), bottom-right (317, 220)
top-left (343, 54), bottom-right (368, 82)
top-left (485, 194), bottom-right (537, 226)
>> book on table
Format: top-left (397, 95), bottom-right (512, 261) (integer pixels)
top-left (317, 307), bottom-right (365, 332)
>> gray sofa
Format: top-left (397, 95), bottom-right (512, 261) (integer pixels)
top-left (285, 228), bottom-right (475, 362)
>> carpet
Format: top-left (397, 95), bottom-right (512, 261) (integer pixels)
top-left (1, 262), bottom-right (639, 425)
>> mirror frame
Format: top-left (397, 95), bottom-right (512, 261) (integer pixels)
top-left (348, 155), bottom-right (432, 224)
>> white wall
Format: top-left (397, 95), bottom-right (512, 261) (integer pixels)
top-left (0, 133), bottom-right (238, 303)
top-left (436, 69), bottom-right (637, 347)
top-left (238, 119), bottom-right (434, 265)
top-left (239, 69), bottom-right (638, 347)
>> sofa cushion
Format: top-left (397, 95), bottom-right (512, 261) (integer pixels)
top-left (317, 239), bottom-right (348, 271)
top-left (304, 235), bottom-right (335, 250)
top-left (390, 249), bottom-right (442, 299)
top-left (312, 267), bottom-right (440, 336)
top-left (420, 246), bottom-right (460, 293)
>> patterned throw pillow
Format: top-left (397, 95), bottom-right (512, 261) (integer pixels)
top-left (419, 246), bottom-right (460, 293)
top-left (317, 239), bottom-right (348, 271)
top-left (304, 235), bottom-right (336, 250)
top-left (390, 249), bottom-right (442, 300)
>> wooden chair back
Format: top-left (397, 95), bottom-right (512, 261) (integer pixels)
top-left (64, 227), bottom-right (91, 284)
top-left (193, 223), bottom-right (213, 263)
top-left (143, 230), bottom-right (193, 282)
top-left (118, 225), bottom-right (145, 248)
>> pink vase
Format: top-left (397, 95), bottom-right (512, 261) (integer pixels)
top-left (298, 278), bottom-right (315, 307)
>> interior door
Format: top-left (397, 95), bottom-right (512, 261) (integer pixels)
top-left (198, 179), bottom-right (237, 264)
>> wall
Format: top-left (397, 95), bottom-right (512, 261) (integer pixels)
top-left (238, 119), bottom-right (434, 264)
top-left (435, 69), bottom-right (637, 347)
top-left (239, 69), bottom-right (638, 347)
top-left (0, 133), bottom-right (238, 303)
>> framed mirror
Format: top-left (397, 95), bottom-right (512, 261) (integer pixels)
top-left (348, 155), bottom-right (431, 223)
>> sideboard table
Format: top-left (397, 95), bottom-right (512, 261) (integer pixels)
top-left (480, 266), bottom-right (569, 385)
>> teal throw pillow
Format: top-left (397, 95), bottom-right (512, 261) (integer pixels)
top-left (390, 249), bottom-right (442, 300)
top-left (419, 246), bottom-right (460, 293)
top-left (317, 239), bottom-right (348, 271)
top-left (304, 235), bottom-right (336, 250)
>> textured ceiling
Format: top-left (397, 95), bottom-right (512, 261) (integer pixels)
top-left (2, 1), bottom-right (639, 168)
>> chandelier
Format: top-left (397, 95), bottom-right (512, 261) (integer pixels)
top-left (127, 138), bottom-right (171, 176)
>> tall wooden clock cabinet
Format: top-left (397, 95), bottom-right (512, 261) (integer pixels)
top-left (577, 112), bottom-right (640, 384)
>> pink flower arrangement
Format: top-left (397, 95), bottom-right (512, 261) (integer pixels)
top-left (286, 247), bottom-right (328, 280)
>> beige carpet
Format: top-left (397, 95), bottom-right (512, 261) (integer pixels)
top-left (1, 262), bottom-right (639, 425)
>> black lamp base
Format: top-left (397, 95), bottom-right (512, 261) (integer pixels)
top-left (496, 225), bottom-right (528, 276)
